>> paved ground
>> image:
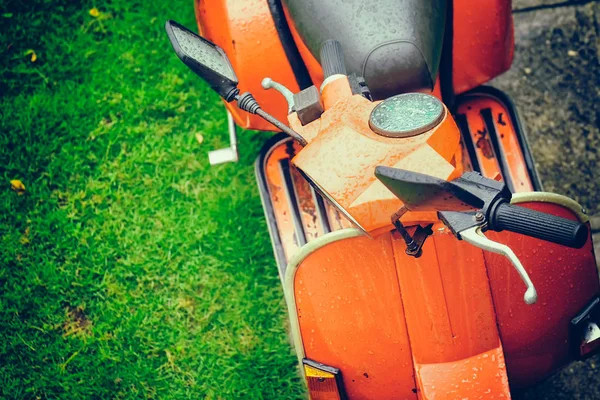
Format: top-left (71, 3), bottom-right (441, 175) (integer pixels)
top-left (495, 1), bottom-right (599, 212)
top-left (493, 1), bottom-right (600, 398)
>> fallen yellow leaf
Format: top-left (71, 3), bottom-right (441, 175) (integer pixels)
top-left (89, 8), bottom-right (100, 17)
top-left (10, 179), bottom-right (26, 195)
top-left (195, 133), bottom-right (204, 144)
top-left (24, 49), bottom-right (37, 62)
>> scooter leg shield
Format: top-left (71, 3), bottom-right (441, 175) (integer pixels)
top-left (283, 226), bottom-right (513, 399)
top-left (285, 230), bottom-right (419, 399)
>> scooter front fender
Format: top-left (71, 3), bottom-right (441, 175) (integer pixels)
top-left (285, 228), bottom-right (511, 399)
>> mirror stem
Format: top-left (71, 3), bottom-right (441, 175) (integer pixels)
top-left (256, 109), bottom-right (307, 146)
top-left (236, 93), bottom-right (307, 146)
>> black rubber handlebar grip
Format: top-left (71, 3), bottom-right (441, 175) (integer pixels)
top-left (489, 202), bottom-right (588, 249)
top-left (320, 40), bottom-right (347, 78)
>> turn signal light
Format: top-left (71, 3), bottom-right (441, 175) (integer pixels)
top-left (303, 359), bottom-right (346, 400)
top-left (571, 297), bottom-right (600, 359)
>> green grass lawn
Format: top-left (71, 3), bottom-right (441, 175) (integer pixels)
top-left (0, 1), bottom-right (304, 398)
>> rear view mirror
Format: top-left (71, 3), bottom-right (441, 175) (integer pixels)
top-left (165, 20), bottom-right (239, 101)
top-left (165, 20), bottom-right (308, 147)
top-left (375, 166), bottom-right (484, 212)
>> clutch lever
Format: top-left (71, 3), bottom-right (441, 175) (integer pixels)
top-left (460, 225), bottom-right (538, 305)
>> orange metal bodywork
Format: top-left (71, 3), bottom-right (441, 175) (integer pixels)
top-left (295, 233), bottom-right (417, 399)
top-left (287, 82), bottom-right (520, 398)
top-left (392, 229), bottom-right (511, 398)
top-left (452, 0), bottom-right (514, 94)
top-left (485, 202), bottom-right (599, 388)
top-left (261, 138), bottom-right (352, 262)
top-left (195, 0), bottom-right (300, 130)
top-left (262, 91), bottom-right (598, 398)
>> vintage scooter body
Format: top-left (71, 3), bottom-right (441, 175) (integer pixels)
top-left (163, 1), bottom-right (600, 398)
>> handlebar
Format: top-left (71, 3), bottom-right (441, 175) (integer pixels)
top-left (488, 202), bottom-right (588, 249)
top-left (320, 40), bottom-right (347, 79)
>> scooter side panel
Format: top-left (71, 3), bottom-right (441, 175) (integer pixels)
top-left (452, 0), bottom-right (514, 95)
top-left (290, 227), bottom-right (513, 399)
top-left (484, 198), bottom-right (599, 388)
top-left (195, 0), bottom-right (301, 130)
top-left (293, 232), bottom-right (418, 399)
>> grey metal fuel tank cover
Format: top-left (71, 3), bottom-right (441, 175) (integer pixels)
top-left (369, 93), bottom-right (445, 138)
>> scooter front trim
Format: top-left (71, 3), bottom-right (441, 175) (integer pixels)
top-left (283, 228), bottom-right (363, 368)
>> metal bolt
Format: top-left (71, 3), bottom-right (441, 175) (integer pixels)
top-left (475, 212), bottom-right (485, 222)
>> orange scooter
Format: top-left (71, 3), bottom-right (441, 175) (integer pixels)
top-left (166, 1), bottom-right (600, 398)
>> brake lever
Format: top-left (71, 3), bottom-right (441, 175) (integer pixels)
top-left (460, 225), bottom-right (538, 305)
top-left (261, 77), bottom-right (295, 113)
